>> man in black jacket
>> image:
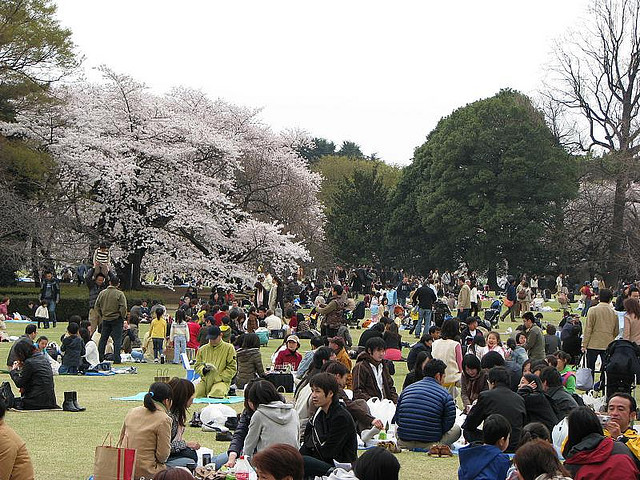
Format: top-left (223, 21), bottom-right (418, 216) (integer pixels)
top-left (463, 366), bottom-right (526, 453)
top-left (411, 281), bottom-right (437, 337)
top-left (300, 372), bottom-right (357, 477)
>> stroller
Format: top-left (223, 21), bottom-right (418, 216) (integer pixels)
top-left (348, 301), bottom-right (366, 327)
top-left (433, 301), bottom-right (452, 327)
top-left (598, 339), bottom-right (640, 398)
top-left (484, 299), bottom-right (502, 327)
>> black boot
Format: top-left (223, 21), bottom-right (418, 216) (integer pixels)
top-left (72, 391), bottom-right (85, 412)
top-left (63, 391), bottom-right (79, 412)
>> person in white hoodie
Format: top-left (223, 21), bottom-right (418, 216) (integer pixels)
top-left (243, 380), bottom-right (299, 456)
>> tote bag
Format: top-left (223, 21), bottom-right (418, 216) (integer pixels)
top-left (575, 355), bottom-right (594, 391)
top-left (94, 434), bottom-right (136, 480)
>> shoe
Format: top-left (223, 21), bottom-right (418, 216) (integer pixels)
top-left (72, 391), bottom-right (86, 412)
top-left (154, 358), bottom-right (160, 363)
top-left (189, 411), bottom-right (202, 428)
top-left (63, 392), bottom-right (80, 412)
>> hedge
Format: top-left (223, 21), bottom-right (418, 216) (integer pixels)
top-left (4, 296), bottom-right (152, 323)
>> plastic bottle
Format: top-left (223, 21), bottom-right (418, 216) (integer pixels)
top-left (378, 429), bottom-right (387, 440)
top-left (235, 455), bottom-right (250, 480)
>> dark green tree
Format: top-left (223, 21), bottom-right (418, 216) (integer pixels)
top-left (391, 89), bottom-right (577, 284)
top-left (326, 167), bottom-right (389, 265)
top-left (296, 137), bottom-right (336, 163)
top-left (337, 140), bottom-right (365, 159)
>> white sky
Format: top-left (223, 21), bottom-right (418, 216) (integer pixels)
top-left (55, 0), bottom-right (590, 165)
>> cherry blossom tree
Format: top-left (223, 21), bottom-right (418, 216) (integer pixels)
top-left (2, 68), bottom-right (319, 288)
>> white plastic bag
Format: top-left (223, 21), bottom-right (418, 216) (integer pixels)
top-left (366, 397), bottom-right (396, 426)
top-left (581, 390), bottom-right (606, 412)
top-left (552, 417), bottom-right (568, 452)
top-left (200, 404), bottom-right (237, 427)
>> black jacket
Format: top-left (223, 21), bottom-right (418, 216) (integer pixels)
top-left (546, 385), bottom-right (578, 420)
top-left (358, 328), bottom-right (383, 348)
top-left (463, 385), bottom-right (526, 453)
top-left (517, 386), bottom-right (558, 433)
top-left (228, 410), bottom-right (252, 456)
top-left (9, 352), bottom-right (58, 409)
top-left (300, 401), bottom-right (357, 464)
top-left (40, 278), bottom-right (60, 302)
top-left (412, 285), bottom-right (437, 309)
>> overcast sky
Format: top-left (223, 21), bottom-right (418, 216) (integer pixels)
top-left (55, 0), bottom-right (589, 165)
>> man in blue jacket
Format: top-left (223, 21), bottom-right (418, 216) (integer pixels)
top-left (394, 359), bottom-right (460, 449)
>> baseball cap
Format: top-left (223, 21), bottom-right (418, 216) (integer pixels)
top-left (286, 335), bottom-right (300, 346)
top-left (206, 325), bottom-right (222, 340)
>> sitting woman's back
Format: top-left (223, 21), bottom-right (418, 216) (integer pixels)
top-left (0, 396), bottom-right (35, 478)
top-left (236, 333), bottom-right (265, 389)
top-left (120, 382), bottom-right (173, 480)
top-left (9, 339), bottom-right (58, 410)
top-left (243, 380), bottom-right (299, 456)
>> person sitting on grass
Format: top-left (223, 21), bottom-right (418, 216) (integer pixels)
top-left (9, 339), bottom-right (58, 410)
top-left (352, 337), bottom-right (398, 403)
top-left (555, 350), bottom-right (576, 394)
top-left (166, 378), bottom-right (200, 467)
top-left (0, 397), bottom-right (35, 478)
top-left (539, 366), bottom-right (578, 420)
top-left (6, 324), bottom-right (37, 368)
top-left (458, 413), bottom-right (511, 480)
top-left (243, 380), bottom-right (299, 456)
top-left (402, 350), bottom-right (432, 390)
top-left (35, 300), bottom-right (49, 329)
top-left (60, 322), bottom-right (85, 375)
top-left (296, 336), bottom-right (327, 380)
top-left (460, 354), bottom-right (488, 412)
top-left (299, 373), bottom-right (357, 478)
top-left (120, 382), bottom-right (172, 480)
top-left (406, 334), bottom-right (433, 371)
top-left (252, 443), bottom-right (304, 480)
top-left (323, 361), bottom-right (384, 439)
top-left (236, 333), bottom-right (266, 389)
top-left (328, 336), bottom-right (352, 388)
top-left (395, 359), bottom-right (461, 450)
top-left (274, 335), bottom-right (302, 370)
top-left (194, 325), bottom-right (237, 398)
top-left (514, 439), bottom-right (572, 480)
top-left (79, 327), bottom-right (99, 371)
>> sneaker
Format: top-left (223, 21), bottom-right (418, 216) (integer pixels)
top-left (153, 358), bottom-right (160, 363)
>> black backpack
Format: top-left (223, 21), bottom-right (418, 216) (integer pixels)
top-left (0, 381), bottom-right (15, 409)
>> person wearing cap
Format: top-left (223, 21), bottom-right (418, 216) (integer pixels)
top-left (274, 335), bottom-right (302, 370)
top-left (194, 326), bottom-right (237, 398)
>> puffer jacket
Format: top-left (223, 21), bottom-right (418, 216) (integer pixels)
top-left (9, 352), bottom-right (58, 409)
top-left (395, 376), bottom-right (455, 443)
top-left (564, 433), bottom-right (639, 480)
top-left (235, 348), bottom-right (265, 389)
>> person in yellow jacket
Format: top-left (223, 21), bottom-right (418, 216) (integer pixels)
top-left (604, 392), bottom-right (640, 466)
top-left (149, 309), bottom-right (167, 362)
top-left (194, 326), bottom-right (237, 398)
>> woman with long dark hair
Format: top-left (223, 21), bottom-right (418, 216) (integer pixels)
top-left (517, 373), bottom-right (558, 434)
top-left (236, 333), bottom-right (265, 389)
top-left (402, 350), bottom-right (432, 389)
top-left (166, 378), bottom-right (200, 466)
top-left (120, 382), bottom-right (173, 480)
top-left (563, 406), bottom-right (638, 479)
top-left (460, 354), bottom-right (488, 411)
top-left (9, 339), bottom-right (58, 410)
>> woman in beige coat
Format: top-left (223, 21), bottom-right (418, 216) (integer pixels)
top-left (120, 382), bottom-right (173, 480)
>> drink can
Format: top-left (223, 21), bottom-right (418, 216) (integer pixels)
top-left (160, 355), bottom-right (165, 364)
top-left (202, 453), bottom-right (211, 465)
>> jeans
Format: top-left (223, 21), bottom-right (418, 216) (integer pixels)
top-left (303, 456), bottom-right (333, 478)
top-left (582, 299), bottom-right (592, 317)
top-left (98, 318), bottom-right (123, 363)
top-left (415, 308), bottom-right (432, 337)
top-left (59, 365), bottom-right (78, 374)
top-left (153, 338), bottom-right (164, 359)
top-left (47, 300), bottom-right (57, 327)
top-left (173, 335), bottom-right (187, 363)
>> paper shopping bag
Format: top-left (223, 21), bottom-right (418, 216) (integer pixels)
top-left (94, 433), bottom-right (136, 480)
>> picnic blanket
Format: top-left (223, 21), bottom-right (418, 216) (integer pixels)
top-left (112, 392), bottom-right (244, 404)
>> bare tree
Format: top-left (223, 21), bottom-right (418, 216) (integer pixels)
top-left (544, 0), bottom-right (640, 280)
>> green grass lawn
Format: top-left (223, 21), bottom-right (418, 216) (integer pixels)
top-left (0, 303), bottom-right (569, 479)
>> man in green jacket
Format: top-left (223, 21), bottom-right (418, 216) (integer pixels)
top-left (522, 312), bottom-right (545, 361)
top-left (95, 276), bottom-right (127, 363)
top-left (194, 326), bottom-right (237, 398)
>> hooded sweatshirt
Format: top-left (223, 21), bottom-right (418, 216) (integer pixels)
top-left (564, 433), bottom-right (639, 480)
top-left (458, 443), bottom-right (510, 480)
top-left (242, 400), bottom-right (299, 455)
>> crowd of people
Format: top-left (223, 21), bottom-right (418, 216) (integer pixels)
top-left (3, 264), bottom-right (640, 480)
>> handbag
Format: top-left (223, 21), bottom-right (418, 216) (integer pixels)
top-left (94, 433), bottom-right (136, 480)
top-left (265, 372), bottom-right (294, 393)
top-left (575, 355), bottom-right (594, 391)
top-left (0, 381), bottom-right (15, 409)
top-left (504, 298), bottom-right (514, 308)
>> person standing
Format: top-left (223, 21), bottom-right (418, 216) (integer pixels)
top-left (500, 278), bottom-right (517, 322)
top-left (317, 285), bottom-right (347, 338)
top-left (95, 276), bottom-right (127, 364)
top-left (86, 270), bottom-right (110, 334)
top-left (396, 277), bottom-right (411, 308)
top-left (457, 277), bottom-right (471, 323)
top-left (522, 312), bottom-right (545, 362)
top-left (411, 281), bottom-right (437, 338)
top-left (40, 270), bottom-right (60, 328)
top-left (582, 288), bottom-right (618, 374)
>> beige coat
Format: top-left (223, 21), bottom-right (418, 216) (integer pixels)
top-left (0, 420), bottom-right (34, 480)
top-left (120, 405), bottom-right (172, 480)
top-left (458, 284), bottom-right (471, 310)
top-left (583, 302), bottom-right (619, 350)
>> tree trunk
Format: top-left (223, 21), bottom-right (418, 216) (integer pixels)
top-left (117, 249), bottom-right (145, 291)
top-left (31, 238), bottom-right (40, 288)
top-left (608, 174), bottom-right (627, 285)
